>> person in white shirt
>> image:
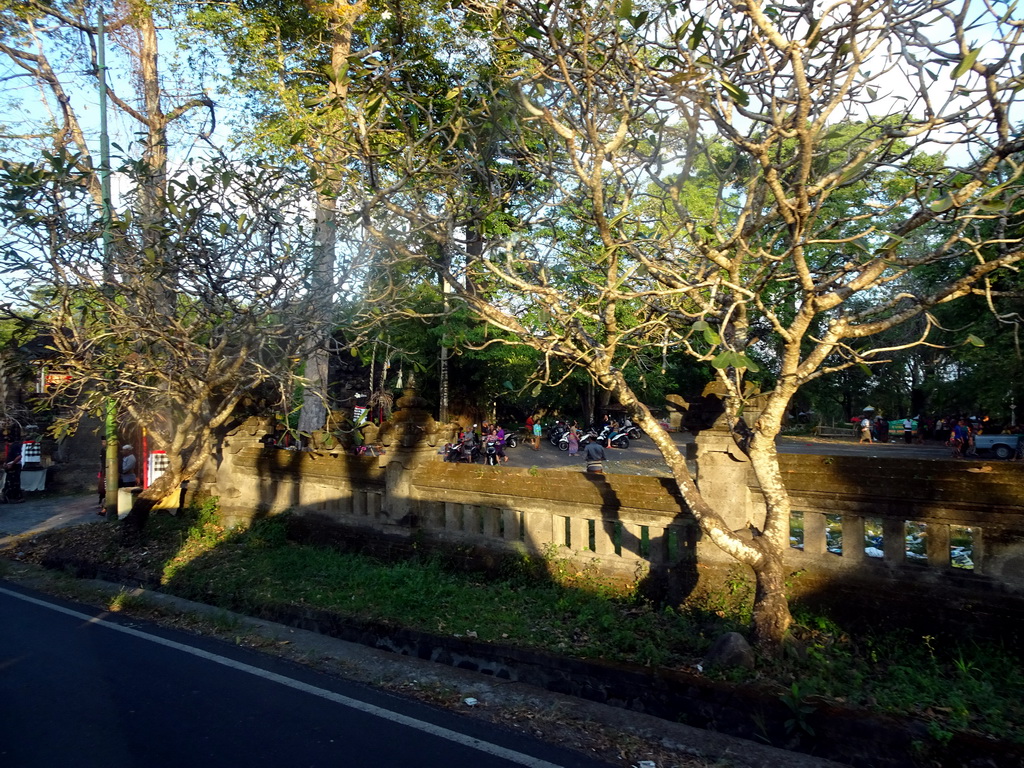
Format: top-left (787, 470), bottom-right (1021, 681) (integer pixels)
top-left (119, 444), bottom-right (138, 486)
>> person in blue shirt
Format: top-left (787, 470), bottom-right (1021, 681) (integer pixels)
top-left (583, 440), bottom-right (606, 474)
top-left (951, 419), bottom-right (970, 458)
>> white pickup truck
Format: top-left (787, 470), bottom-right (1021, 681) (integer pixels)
top-left (972, 433), bottom-right (1023, 460)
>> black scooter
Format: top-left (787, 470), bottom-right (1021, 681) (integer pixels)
top-left (484, 440), bottom-right (500, 465)
top-left (444, 439), bottom-right (480, 463)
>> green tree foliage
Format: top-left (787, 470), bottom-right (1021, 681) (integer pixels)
top-left (338, 0), bottom-right (1024, 649)
top-left (188, 0), bottom-right (479, 432)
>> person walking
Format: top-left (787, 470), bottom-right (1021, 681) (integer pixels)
top-left (532, 417), bottom-right (542, 451)
top-left (2, 433), bottom-right (23, 503)
top-left (903, 417), bottom-right (914, 444)
top-left (950, 418), bottom-right (970, 458)
top-left (567, 423), bottom-right (579, 456)
top-left (495, 425), bottom-right (509, 462)
top-left (859, 416), bottom-right (872, 443)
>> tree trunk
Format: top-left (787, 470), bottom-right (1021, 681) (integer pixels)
top-left (581, 378), bottom-right (595, 426)
top-left (751, 552), bottom-right (791, 649)
top-left (745, 391), bottom-right (799, 648)
top-left (296, 1), bottom-right (362, 433)
top-left (297, 192), bottom-right (338, 435)
top-left (606, 371), bottom-right (797, 652)
top-left (121, 470), bottom-right (180, 538)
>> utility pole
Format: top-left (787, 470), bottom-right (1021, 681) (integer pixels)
top-left (98, 7), bottom-right (120, 521)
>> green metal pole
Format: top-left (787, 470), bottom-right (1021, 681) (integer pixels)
top-left (105, 399), bottom-right (119, 519)
top-left (98, 7), bottom-right (119, 521)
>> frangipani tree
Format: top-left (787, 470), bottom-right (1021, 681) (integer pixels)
top-left (349, 0), bottom-right (1024, 649)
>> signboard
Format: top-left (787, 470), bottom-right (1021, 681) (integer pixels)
top-left (888, 419), bottom-right (918, 432)
top-left (147, 450), bottom-right (169, 488)
top-left (21, 441), bottom-right (41, 465)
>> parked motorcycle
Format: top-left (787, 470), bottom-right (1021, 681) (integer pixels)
top-left (621, 417), bottom-right (642, 440)
top-left (443, 439), bottom-right (479, 463)
top-left (610, 432), bottom-right (630, 450)
top-left (504, 433), bottom-right (519, 449)
top-left (561, 427), bottom-right (599, 451)
top-left (596, 424), bottom-right (629, 449)
top-left (548, 421), bottom-right (568, 446)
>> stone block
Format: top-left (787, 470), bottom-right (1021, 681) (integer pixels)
top-left (336, 492), bottom-right (353, 518)
top-left (621, 522), bottom-right (643, 559)
top-left (463, 504), bottom-right (481, 535)
top-left (445, 502), bottom-right (462, 532)
top-left (926, 522), bottom-right (951, 568)
top-left (482, 507), bottom-right (501, 539)
top-left (569, 516), bottom-right (590, 552)
top-left (882, 518), bottom-right (906, 565)
top-left (117, 486), bottom-right (141, 516)
top-left (803, 511), bottom-right (827, 556)
top-left (593, 520), bottom-right (616, 556)
top-left (648, 526), bottom-right (668, 564)
top-left (841, 515), bottom-right (865, 562)
top-left (523, 510), bottom-right (554, 549)
top-left (502, 508), bottom-right (521, 542)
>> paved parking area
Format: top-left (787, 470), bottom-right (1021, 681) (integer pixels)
top-left (499, 430), bottom-right (951, 477)
top-left (0, 492), bottom-right (99, 547)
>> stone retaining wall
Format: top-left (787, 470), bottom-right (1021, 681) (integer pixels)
top-left (202, 419), bottom-right (1024, 628)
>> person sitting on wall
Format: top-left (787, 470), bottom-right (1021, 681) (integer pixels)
top-left (583, 439), bottom-right (606, 474)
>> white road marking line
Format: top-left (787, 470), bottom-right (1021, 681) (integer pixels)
top-left (1, 586), bottom-right (565, 768)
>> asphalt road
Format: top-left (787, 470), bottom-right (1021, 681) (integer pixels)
top-left (0, 583), bottom-right (610, 768)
